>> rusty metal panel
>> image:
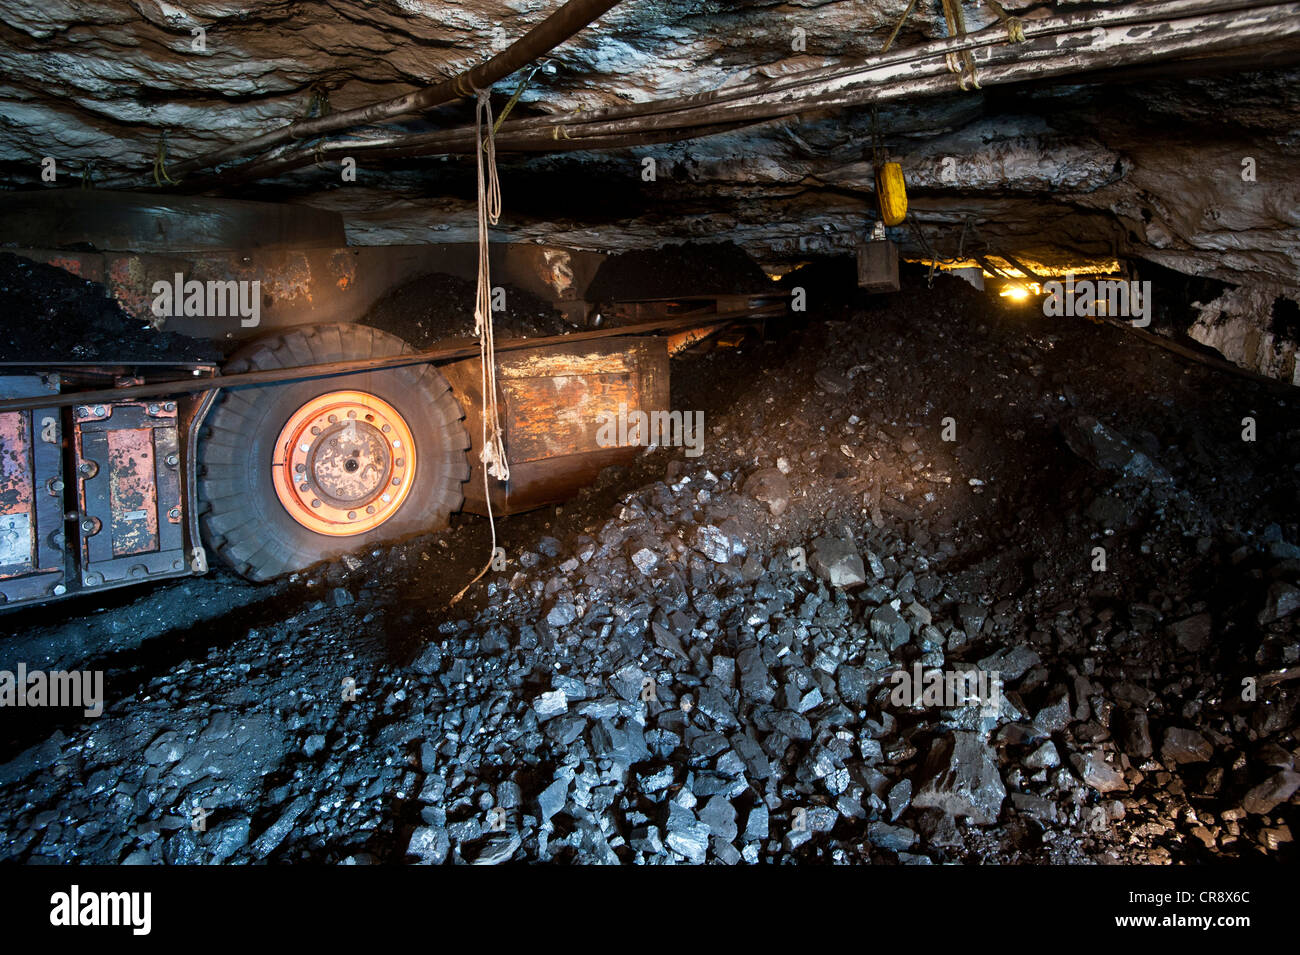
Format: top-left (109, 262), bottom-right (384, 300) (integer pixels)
top-left (504, 374), bottom-right (648, 464)
top-left (0, 411), bottom-right (34, 568)
top-left (0, 376), bottom-right (66, 606)
top-left (7, 243), bottom-right (608, 343)
top-left (74, 400), bottom-right (187, 588)
top-left (497, 339), bottom-right (666, 464)
top-left (446, 336), bottom-right (670, 517)
top-left (497, 347), bottom-right (647, 380)
top-left (105, 428), bottom-right (160, 556)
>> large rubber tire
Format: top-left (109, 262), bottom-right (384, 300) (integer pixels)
top-left (198, 323), bottom-right (470, 581)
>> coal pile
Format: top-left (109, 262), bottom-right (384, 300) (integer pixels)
top-left (360, 272), bottom-right (571, 347)
top-left (776, 255), bottom-right (869, 311)
top-left (586, 242), bottom-right (771, 302)
top-left (0, 269), bottom-right (1296, 865)
top-left (0, 252), bottom-right (220, 363)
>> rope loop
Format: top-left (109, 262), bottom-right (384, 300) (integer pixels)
top-left (448, 90), bottom-right (509, 607)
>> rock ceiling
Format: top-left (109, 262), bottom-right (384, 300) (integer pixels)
top-left (1, 1), bottom-right (1297, 302)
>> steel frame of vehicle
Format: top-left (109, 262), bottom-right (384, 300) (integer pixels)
top-left (0, 304), bottom-right (778, 610)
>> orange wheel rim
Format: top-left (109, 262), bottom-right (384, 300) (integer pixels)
top-left (271, 391), bottom-right (417, 536)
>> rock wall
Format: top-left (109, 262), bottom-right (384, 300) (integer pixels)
top-left (1189, 285), bottom-right (1300, 386)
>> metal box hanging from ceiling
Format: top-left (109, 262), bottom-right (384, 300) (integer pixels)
top-left (857, 238), bottom-right (900, 293)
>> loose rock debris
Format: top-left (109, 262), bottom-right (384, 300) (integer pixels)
top-left (0, 266), bottom-right (1296, 865)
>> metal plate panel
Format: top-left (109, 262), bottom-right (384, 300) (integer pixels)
top-left (446, 336), bottom-right (670, 517)
top-left (0, 375), bottom-right (66, 606)
top-left (504, 373), bottom-right (648, 464)
top-left (75, 401), bottom-right (187, 587)
top-left (106, 428), bottom-right (160, 556)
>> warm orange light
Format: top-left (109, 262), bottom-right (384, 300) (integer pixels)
top-left (999, 281), bottom-right (1041, 302)
top-left (271, 390), bottom-right (417, 536)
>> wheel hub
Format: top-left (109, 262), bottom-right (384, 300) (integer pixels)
top-left (271, 391), bottom-right (416, 536)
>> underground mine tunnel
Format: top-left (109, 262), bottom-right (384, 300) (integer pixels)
top-left (0, 0), bottom-right (1297, 890)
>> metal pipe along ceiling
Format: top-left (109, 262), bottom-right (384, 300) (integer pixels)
top-left (163, 0), bottom-right (630, 182)
top-left (166, 0), bottom-right (1300, 190)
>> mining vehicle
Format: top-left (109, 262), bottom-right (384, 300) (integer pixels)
top-left (0, 191), bottom-right (784, 609)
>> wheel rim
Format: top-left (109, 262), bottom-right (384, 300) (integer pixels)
top-left (271, 390), bottom-right (417, 536)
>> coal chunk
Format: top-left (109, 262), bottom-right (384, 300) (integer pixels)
top-left (870, 606), bottom-right (910, 650)
top-left (664, 802), bottom-right (710, 863)
top-left (911, 731), bottom-right (1006, 825)
top-left (1161, 727), bottom-right (1213, 765)
top-left (1242, 770), bottom-right (1300, 815)
top-left (744, 468), bottom-right (793, 516)
top-left (811, 536), bottom-right (867, 589)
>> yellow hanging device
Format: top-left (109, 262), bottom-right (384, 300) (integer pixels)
top-left (875, 161), bottom-right (908, 226)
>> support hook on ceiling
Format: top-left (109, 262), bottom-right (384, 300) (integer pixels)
top-left (152, 129), bottom-right (181, 187)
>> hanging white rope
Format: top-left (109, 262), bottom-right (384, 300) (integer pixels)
top-left (449, 89), bottom-right (509, 607)
top-left (473, 90), bottom-right (509, 485)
